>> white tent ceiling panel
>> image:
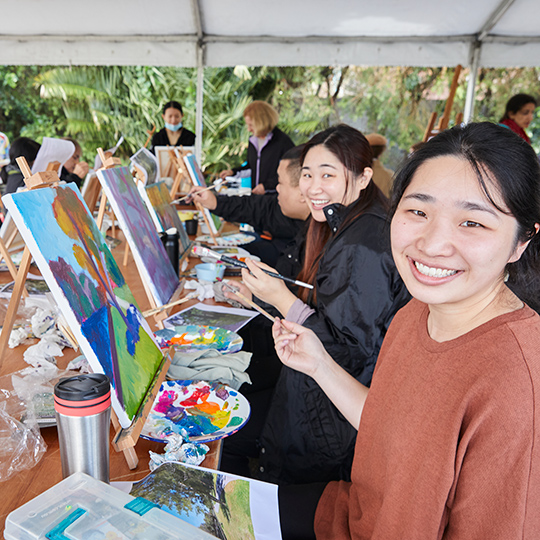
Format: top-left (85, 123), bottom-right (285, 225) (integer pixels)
top-left (2, 0), bottom-right (194, 36)
top-left (0, 40), bottom-right (197, 67)
top-left (488, 0), bottom-right (540, 35)
top-left (481, 42), bottom-right (540, 67)
top-left (201, 0), bottom-right (500, 38)
top-left (204, 41), bottom-right (470, 68)
top-left (0, 0), bottom-right (539, 68)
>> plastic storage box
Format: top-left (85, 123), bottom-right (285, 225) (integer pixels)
top-left (5, 472), bottom-right (216, 540)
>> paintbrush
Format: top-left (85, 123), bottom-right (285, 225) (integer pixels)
top-left (220, 279), bottom-right (284, 327)
top-left (172, 178), bottom-right (229, 204)
top-left (142, 292), bottom-right (198, 317)
top-left (192, 245), bottom-right (314, 290)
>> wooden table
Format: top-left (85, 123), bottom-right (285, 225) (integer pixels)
top-left (0, 232), bottom-right (226, 533)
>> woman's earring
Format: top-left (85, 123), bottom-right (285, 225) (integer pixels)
top-left (504, 270), bottom-right (510, 282)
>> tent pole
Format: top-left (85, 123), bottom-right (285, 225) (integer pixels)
top-left (463, 42), bottom-right (481, 124)
top-left (195, 46), bottom-right (204, 164)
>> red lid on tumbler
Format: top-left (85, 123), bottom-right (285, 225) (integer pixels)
top-left (54, 374), bottom-right (111, 416)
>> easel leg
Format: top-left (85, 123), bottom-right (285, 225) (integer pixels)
top-left (0, 237), bottom-right (28, 297)
top-left (96, 191), bottom-right (108, 230)
top-left (0, 247), bottom-right (32, 365)
top-left (111, 412), bottom-right (139, 469)
top-left (122, 241), bottom-right (130, 267)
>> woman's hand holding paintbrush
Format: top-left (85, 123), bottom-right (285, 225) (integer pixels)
top-left (220, 279), bottom-right (290, 331)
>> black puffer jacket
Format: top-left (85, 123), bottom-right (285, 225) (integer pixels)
top-left (258, 200), bottom-right (411, 485)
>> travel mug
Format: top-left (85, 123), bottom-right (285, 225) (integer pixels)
top-left (54, 373), bottom-right (111, 483)
top-left (160, 228), bottom-right (180, 275)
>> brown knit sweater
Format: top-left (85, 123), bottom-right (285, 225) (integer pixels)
top-left (315, 299), bottom-right (540, 539)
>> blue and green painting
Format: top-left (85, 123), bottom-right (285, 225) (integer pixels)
top-left (3, 183), bottom-right (163, 428)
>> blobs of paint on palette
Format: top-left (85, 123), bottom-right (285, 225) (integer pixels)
top-left (143, 381), bottom-right (246, 442)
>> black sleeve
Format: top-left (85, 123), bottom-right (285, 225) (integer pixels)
top-left (303, 223), bottom-right (410, 386)
top-left (213, 194), bottom-right (303, 239)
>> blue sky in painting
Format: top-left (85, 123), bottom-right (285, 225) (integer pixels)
top-left (5, 184), bottom-right (94, 279)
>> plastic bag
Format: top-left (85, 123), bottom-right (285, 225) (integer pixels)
top-left (0, 401), bottom-right (46, 481)
top-left (0, 374), bottom-right (47, 482)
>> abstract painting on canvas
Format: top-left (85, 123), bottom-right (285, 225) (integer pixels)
top-left (139, 181), bottom-right (191, 254)
top-left (3, 183), bottom-right (164, 428)
top-left (97, 167), bottom-right (179, 307)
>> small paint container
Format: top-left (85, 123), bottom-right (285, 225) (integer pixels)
top-left (195, 263), bottom-right (225, 282)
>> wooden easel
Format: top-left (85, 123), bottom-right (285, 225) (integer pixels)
top-left (0, 156), bottom-right (175, 469)
top-left (169, 147), bottom-right (192, 200)
top-left (423, 65), bottom-right (463, 142)
top-left (112, 347), bottom-right (172, 469)
top-left (0, 157), bottom-right (63, 364)
top-left (95, 147), bottom-right (122, 239)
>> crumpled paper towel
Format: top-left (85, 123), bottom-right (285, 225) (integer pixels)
top-left (149, 433), bottom-right (209, 470)
top-left (184, 279), bottom-right (214, 301)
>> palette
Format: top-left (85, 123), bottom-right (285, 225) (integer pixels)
top-left (153, 324), bottom-right (243, 353)
top-left (195, 232), bottom-right (257, 246)
top-left (141, 380), bottom-right (250, 443)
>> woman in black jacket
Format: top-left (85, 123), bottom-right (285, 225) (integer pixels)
top-left (219, 101), bottom-right (294, 194)
top-left (234, 125), bottom-right (410, 485)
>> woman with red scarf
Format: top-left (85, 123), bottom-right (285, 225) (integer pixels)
top-left (499, 93), bottom-right (537, 143)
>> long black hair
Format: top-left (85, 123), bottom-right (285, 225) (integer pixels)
top-left (0, 137), bottom-right (40, 183)
top-left (500, 93), bottom-right (537, 122)
top-left (391, 122), bottom-right (540, 311)
top-left (297, 124), bottom-right (386, 302)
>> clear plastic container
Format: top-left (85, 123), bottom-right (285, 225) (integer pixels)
top-left (5, 472), bottom-right (215, 540)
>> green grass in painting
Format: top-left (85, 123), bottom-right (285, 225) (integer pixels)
top-left (216, 480), bottom-right (255, 540)
top-left (112, 307), bottom-right (162, 418)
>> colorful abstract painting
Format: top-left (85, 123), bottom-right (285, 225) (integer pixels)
top-left (3, 183), bottom-right (164, 428)
top-left (97, 167), bottom-right (179, 307)
top-left (139, 181), bottom-right (191, 254)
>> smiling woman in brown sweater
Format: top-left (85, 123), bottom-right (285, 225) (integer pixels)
top-left (273, 122), bottom-right (540, 539)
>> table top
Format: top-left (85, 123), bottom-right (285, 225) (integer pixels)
top-left (0, 229), bottom-right (230, 533)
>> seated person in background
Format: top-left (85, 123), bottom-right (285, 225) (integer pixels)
top-left (220, 125), bottom-right (410, 485)
top-left (218, 101), bottom-right (294, 194)
top-left (1, 137), bottom-right (40, 195)
top-left (191, 145), bottom-right (309, 267)
top-left (151, 100), bottom-right (195, 152)
top-left (0, 131), bottom-right (10, 167)
top-left (499, 93), bottom-right (537, 144)
top-left (366, 132), bottom-right (393, 198)
top-left (60, 138), bottom-right (89, 188)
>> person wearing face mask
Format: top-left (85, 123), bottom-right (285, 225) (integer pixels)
top-left (151, 100), bottom-right (195, 152)
top-left (498, 93), bottom-right (537, 144)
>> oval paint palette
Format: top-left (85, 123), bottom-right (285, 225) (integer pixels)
top-left (141, 380), bottom-right (250, 443)
top-left (195, 232), bottom-right (257, 246)
top-left (153, 325), bottom-right (243, 353)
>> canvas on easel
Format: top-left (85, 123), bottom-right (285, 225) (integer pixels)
top-left (182, 153), bottom-right (223, 239)
top-left (96, 167), bottom-right (180, 309)
top-left (138, 180), bottom-right (192, 258)
top-left (2, 182), bottom-right (164, 429)
top-left (155, 145), bottom-right (194, 183)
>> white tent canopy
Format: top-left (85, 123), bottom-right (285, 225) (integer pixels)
top-left (2, 0), bottom-right (539, 68)
top-left (3, 0), bottom-right (539, 156)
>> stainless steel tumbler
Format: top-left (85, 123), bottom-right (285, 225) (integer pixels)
top-left (53, 373), bottom-right (111, 483)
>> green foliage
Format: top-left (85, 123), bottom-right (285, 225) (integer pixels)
top-left (3, 64), bottom-right (539, 174)
top-left (0, 66), bottom-right (66, 143)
